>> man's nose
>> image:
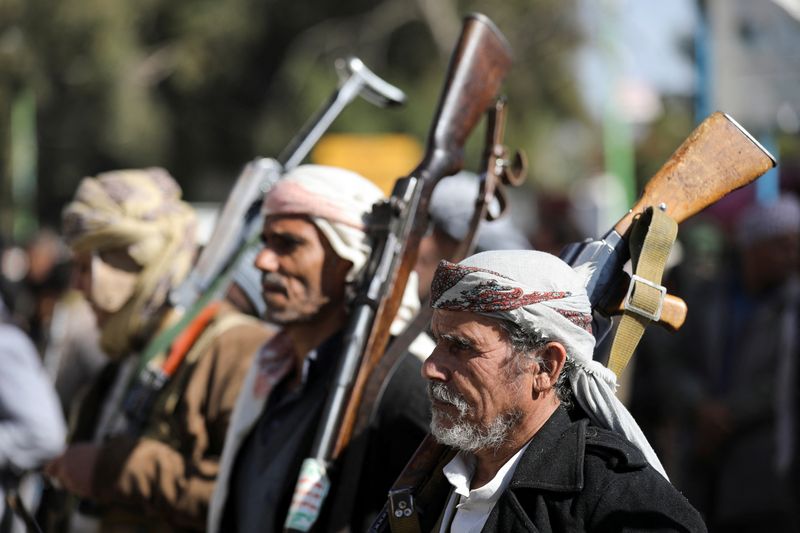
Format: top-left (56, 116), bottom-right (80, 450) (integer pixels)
top-left (254, 247), bottom-right (279, 273)
top-left (421, 348), bottom-right (449, 382)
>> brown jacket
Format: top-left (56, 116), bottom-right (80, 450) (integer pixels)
top-left (66, 301), bottom-right (273, 532)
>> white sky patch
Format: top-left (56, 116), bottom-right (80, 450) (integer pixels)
top-left (575, 0), bottom-right (698, 118)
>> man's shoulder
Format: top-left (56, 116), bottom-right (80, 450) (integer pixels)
top-left (211, 301), bottom-right (275, 339)
top-left (201, 302), bottom-right (276, 357)
top-left (578, 423), bottom-right (706, 531)
top-left (508, 416), bottom-right (706, 531)
top-left (582, 423), bottom-right (649, 473)
top-left (0, 323), bottom-right (38, 359)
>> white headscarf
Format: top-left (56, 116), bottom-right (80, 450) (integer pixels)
top-left (262, 164), bottom-right (418, 332)
top-left (430, 249), bottom-right (668, 479)
top-left (263, 165), bottom-right (383, 282)
top-left (62, 168), bottom-right (197, 358)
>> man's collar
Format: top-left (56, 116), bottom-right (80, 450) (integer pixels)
top-left (506, 406), bottom-right (585, 492)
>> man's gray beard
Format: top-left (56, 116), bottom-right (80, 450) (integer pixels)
top-left (427, 382), bottom-right (523, 453)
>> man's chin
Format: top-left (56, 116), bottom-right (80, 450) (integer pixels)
top-left (263, 307), bottom-right (315, 326)
top-left (430, 409), bottom-right (464, 437)
top-left (263, 309), bottom-right (294, 325)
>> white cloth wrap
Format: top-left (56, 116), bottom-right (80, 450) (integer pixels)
top-left (262, 164), bottom-right (418, 333)
top-left (431, 250), bottom-right (668, 479)
top-left (262, 164), bottom-right (384, 282)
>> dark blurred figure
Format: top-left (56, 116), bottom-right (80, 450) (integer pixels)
top-left (23, 230), bottom-right (71, 346)
top-left (529, 190), bottom-right (584, 257)
top-left (703, 194), bottom-right (800, 533)
top-left (415, 171), bottom-right (531, 301)
top-left (628, 216), bottom-right (728, 506)
top-left (1, 240), bottom-right (66, 533)
top-left (634, 194), bottom-right (800, 532)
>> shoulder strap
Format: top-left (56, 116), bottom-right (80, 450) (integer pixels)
top-left (607, 207), bottom-right (678, 377)
top-left (162, 301), bottom-right (223, 375)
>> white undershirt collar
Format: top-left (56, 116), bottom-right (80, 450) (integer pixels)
top-left (439, 441), bottom-right (531, 532)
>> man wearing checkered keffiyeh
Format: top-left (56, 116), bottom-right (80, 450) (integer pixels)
top-left (420, 249), bottom-right (705, 532)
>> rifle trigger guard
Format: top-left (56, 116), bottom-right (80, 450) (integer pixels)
top-left (623, 275), bottom-right (666, 322)
top-left (501, 149), bottom-right (527, 187)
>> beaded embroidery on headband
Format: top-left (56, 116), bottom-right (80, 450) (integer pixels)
top-left (430, 260), bottom-right (571, 313)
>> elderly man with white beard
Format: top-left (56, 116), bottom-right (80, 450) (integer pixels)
top-left (420, 250), bottom-right (706, 532)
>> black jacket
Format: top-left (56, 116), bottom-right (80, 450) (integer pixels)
top-left (222, 331), bottom-right (430, 532)
top-left (480, 407), bottom-right (707, 532)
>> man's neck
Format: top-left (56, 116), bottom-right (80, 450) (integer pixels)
top-left (283, 307), bottom-right (347, 379)
top-left (470, 397), bottom-right (559, 489)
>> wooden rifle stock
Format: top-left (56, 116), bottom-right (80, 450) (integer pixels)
top-left (283, 15), bottom-right (512, 532)
top-left (373, 112), bottom-right (777, 532)
top-left (591, 112), bottom-right (776, 320)
top-left (331, 12), bottom-right (513, 458)
top-left (615, 112), bottom-right (775, 236)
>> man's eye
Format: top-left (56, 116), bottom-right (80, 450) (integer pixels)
top-left (262, 235), bottom-right (300, 253)
top-left (448, 340), bottom-right (473, 354)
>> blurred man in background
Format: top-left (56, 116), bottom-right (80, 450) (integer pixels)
top-left (209, 165), bottom-right (430, 532)
top-left (696, 194), bottom-right (800, 532)
top-left (415, 171), bottom-right (531, 302)
top-left (1, 239), bottom-right (66, 533)
top-left (653, 194), bottom-right (800, 531)
top-left (45, 168), bottom-right (272, 532)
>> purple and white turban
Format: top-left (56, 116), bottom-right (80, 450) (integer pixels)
top-left (262, 164), bottom-right (419, 333)
top-left (262, 164), bottom-right (383, 283)
top-left (430, 249), bottom-right (668, 479)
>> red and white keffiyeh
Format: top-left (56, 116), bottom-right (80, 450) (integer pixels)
top-left (431, 250), bottom-right (668, 479)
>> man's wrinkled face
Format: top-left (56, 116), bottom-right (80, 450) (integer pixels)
top-left (422, 309), bottom-right (534, 452)
top-left (254, 215), bottom-right (351, 325)
top-left (72, 248), bottom-right (141, 327)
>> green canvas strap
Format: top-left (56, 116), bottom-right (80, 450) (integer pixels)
top-left (607, 206), bottom-right (678, 377)
top-left (132, 231), bottom-right (261, 379)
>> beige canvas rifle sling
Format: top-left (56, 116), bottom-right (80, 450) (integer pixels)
top-left (607, 206), bottom-right (678, 377)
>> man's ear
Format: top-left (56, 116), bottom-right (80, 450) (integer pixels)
top-left (532, 342), bottom-right (567, 393)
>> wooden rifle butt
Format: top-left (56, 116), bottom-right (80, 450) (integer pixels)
top-left (613, 111), bottom-right (776, 237)
top-left (333, 12), bottom-right (514, 458)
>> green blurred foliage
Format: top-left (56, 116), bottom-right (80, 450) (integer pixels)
top-left (3, 0), bottom-right (596, 229)
top-left (4, 0), bottom-right (701, 235)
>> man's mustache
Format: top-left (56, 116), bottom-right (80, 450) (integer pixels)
top-left (261, 273), bottom-right (288, 292)
top-left (427, 382), bottom-right (470, 417)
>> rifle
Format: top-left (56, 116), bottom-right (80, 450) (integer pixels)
top-left (560, 112), bottom-right (776, 345)
top-left (121, 57), bottom-right (406, 432)
top-left (363, 97), bottom-right (526, 430)
top-left (369, 111), bottom-right (777, 532)
top-left (171, 56), bottom-right (407, 312)
top-left (327, 97), bottom-right (527, 528)
top-left (283, 13), bottom-right (513, 532)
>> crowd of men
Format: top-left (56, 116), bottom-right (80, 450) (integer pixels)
top-left (2, 148), bottom-right (798, 532)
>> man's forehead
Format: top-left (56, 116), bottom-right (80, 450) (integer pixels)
top-left (430, 309), bottom-right (504, 340)
top-left (262, 214), bottom-right (315, 234)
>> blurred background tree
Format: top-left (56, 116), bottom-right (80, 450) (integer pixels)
top-left (3, 0), bottom-right (797, 243)
top-left (2, 0), bottom-right (594, 235)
